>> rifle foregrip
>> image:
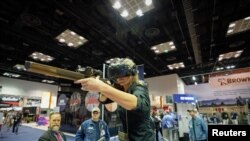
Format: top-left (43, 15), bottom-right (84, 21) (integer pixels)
top-left (25, 61), bottom-right (86, 81)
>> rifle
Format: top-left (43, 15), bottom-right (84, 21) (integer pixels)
top-left (25, 61), bottom-right (116, 106)
top-left (25, 61), bottom-right (103, 81)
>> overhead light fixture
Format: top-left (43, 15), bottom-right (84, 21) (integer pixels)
top-left (150, 41), bottom-right (176, 54)
top-left (216, 67), bottom-right (224, 71)
top-left (136, 9), bottom-right (144, 16)
top-left (145, 0), bottom-right (152, 6)
top-left (218, 50), bottom-right (243, 61)
top-left (226, 65), bottom-right (235, 69)
top-left (13, 64), bottom-right (26, 71)
top-left (55, 29), bottom-right (88, 48)
top-left (42, 79), bottom-right (55, 84)
top-left (3, 72), bottom-right (21, 78)
top-left (167, 62), bottom-right (185, 70)
top-left (192, 76), bottom-right (196, 80)
top-left (121, 10), bottom-right (129, 17)
top-left (29, 51), bottom-right (54, 62)
top-left (226, 16), bottom-right (250, 36)
top-left (113, 1), bottom-right (121, 9)
top-left (109, 0), bottom-right (154, 20)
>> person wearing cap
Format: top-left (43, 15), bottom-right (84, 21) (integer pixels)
top-left (75, 58), bottom-right (155, 141)
top-left (187, 108), bottom-right (207, 141)
top-left (75, 107), bottom-right (110, 141)
top-left (38, 112), bottom-right (67, 141)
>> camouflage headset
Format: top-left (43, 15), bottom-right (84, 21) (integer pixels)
top-left (107, 58), bottom-right (137, 80)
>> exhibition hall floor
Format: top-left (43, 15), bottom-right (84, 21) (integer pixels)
top-left (0, 122), bottom-right (164, 141)
top-left (0, 123), bottom-right (75, 141)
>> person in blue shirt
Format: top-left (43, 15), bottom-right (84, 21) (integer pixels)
top-left (187, 108), bottom-right (207, 141)
top-left (75, 107), bottom-right (110, 141)
top-left (162, 110), bottom-right (175, 140)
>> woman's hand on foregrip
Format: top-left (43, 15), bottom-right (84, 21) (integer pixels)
top-left (74, 77), bottom-right (106, 92)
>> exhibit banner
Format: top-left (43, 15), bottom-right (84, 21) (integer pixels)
top-left (185, 82), bottom-right (250, 107)
top-left (0, 94), bottom-right (21, 106)
top-left (85, 91), bottom-right (100, 112)
top-left (173, 94), bottom-right (197, 103)
top-left (209, 72), bottom-right (250, 88)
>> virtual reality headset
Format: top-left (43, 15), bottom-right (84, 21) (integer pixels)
top-left (107, 64), bottom-right (137, 80)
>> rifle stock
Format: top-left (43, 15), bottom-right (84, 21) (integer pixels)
top-left (25, 61), bottom-right (87, 81)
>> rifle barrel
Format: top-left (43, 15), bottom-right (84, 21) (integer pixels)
top-left (25, 61), bottom-right (85, 81)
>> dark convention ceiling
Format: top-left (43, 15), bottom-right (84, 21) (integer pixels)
top-left (0, 0), bottom-right (250, 86)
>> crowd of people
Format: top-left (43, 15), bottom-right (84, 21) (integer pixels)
top-left (0, 110), bottom-right (22, 135)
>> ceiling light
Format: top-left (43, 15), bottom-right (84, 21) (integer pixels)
top-left (113, 1), bottom-right (121, 9)
top-left (78, 41), bottom-right (83, 45)
top-left (145, 0), bottom-right (152, 6)
top-left (29, 51), bottom-right (54, 62)
top-left (192, 76), bottom-right (196, 80)
top-left (14, 64), bottom-right (26, 71)
top-left (55, 29), bottom-right (88, 48)
top-left (216, 67), bottom-right (224, 71)
top-left (109, 0), bottom-right (154, 20)
top-left (227, 16), bottom-right (250, 36)
top-left (170, 46), bottom-right (176, 49)
top-left (121, 10), bottom-right (128, 17)
top-left (136, 9), bottom-right (143, 17)
top-left (150, 41), bottom-right (176, 54)
top-left (229, 23), bottom-right (235, 28)
top-left (42, 79), bottom-right (55, 84)
top-left (68, 42), bottom-right (74, 47)
top-left (244, 17), bottom-right (250, 20)
top-left (70, 31), bottom-right (76, 35)
top-left (59, 38), bottom-right (65, 43)
top-left (154, 50), bottom-right (160, 54)
top-left (169, 42), bottom-right (174, 45)
top-left (217, 50), bottom-right (243, 61)
top-left (151, 46), bottom-right (157, 50)
top-left (227, 29), bottom-right (233, 33)
top-left (167, 62), bottom-right (185, 70)
top-left (3, 72), bottom-right (21, 78)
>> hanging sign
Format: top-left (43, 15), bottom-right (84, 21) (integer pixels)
top-left (209, 72), bottom-right (250, 88)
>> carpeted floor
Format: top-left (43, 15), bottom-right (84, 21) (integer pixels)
top-left (0, 124), bottom-right (163, 141)
top-left (0, 125), bottom-right (75, 141)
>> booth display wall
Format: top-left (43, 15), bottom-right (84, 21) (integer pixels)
top-left (185, 82), bottom-right (250, 114)
top-left (145, 74), bottom-right (185, 97)
top-left (173, 94), bottom-right (197, 138)
top-left (145, 74), bottom-right (185, 107)
top-left (0, 77), bottom-right (58, 109)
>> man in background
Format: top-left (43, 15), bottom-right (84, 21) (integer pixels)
top-left (162, 109), bottom-right (175, 141)
top-left (230, 112), bottom-right (238, 125)
top-left (75, 107), bottom-right (110, 141)
top-left (187, 108), bottom-right (207, 141)
top-left (12, 112), bottom-right (22, 134)
top-left (221, 110), bottom-right (229, 125)
top-left (38, 112), bottom-right (67, 141)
